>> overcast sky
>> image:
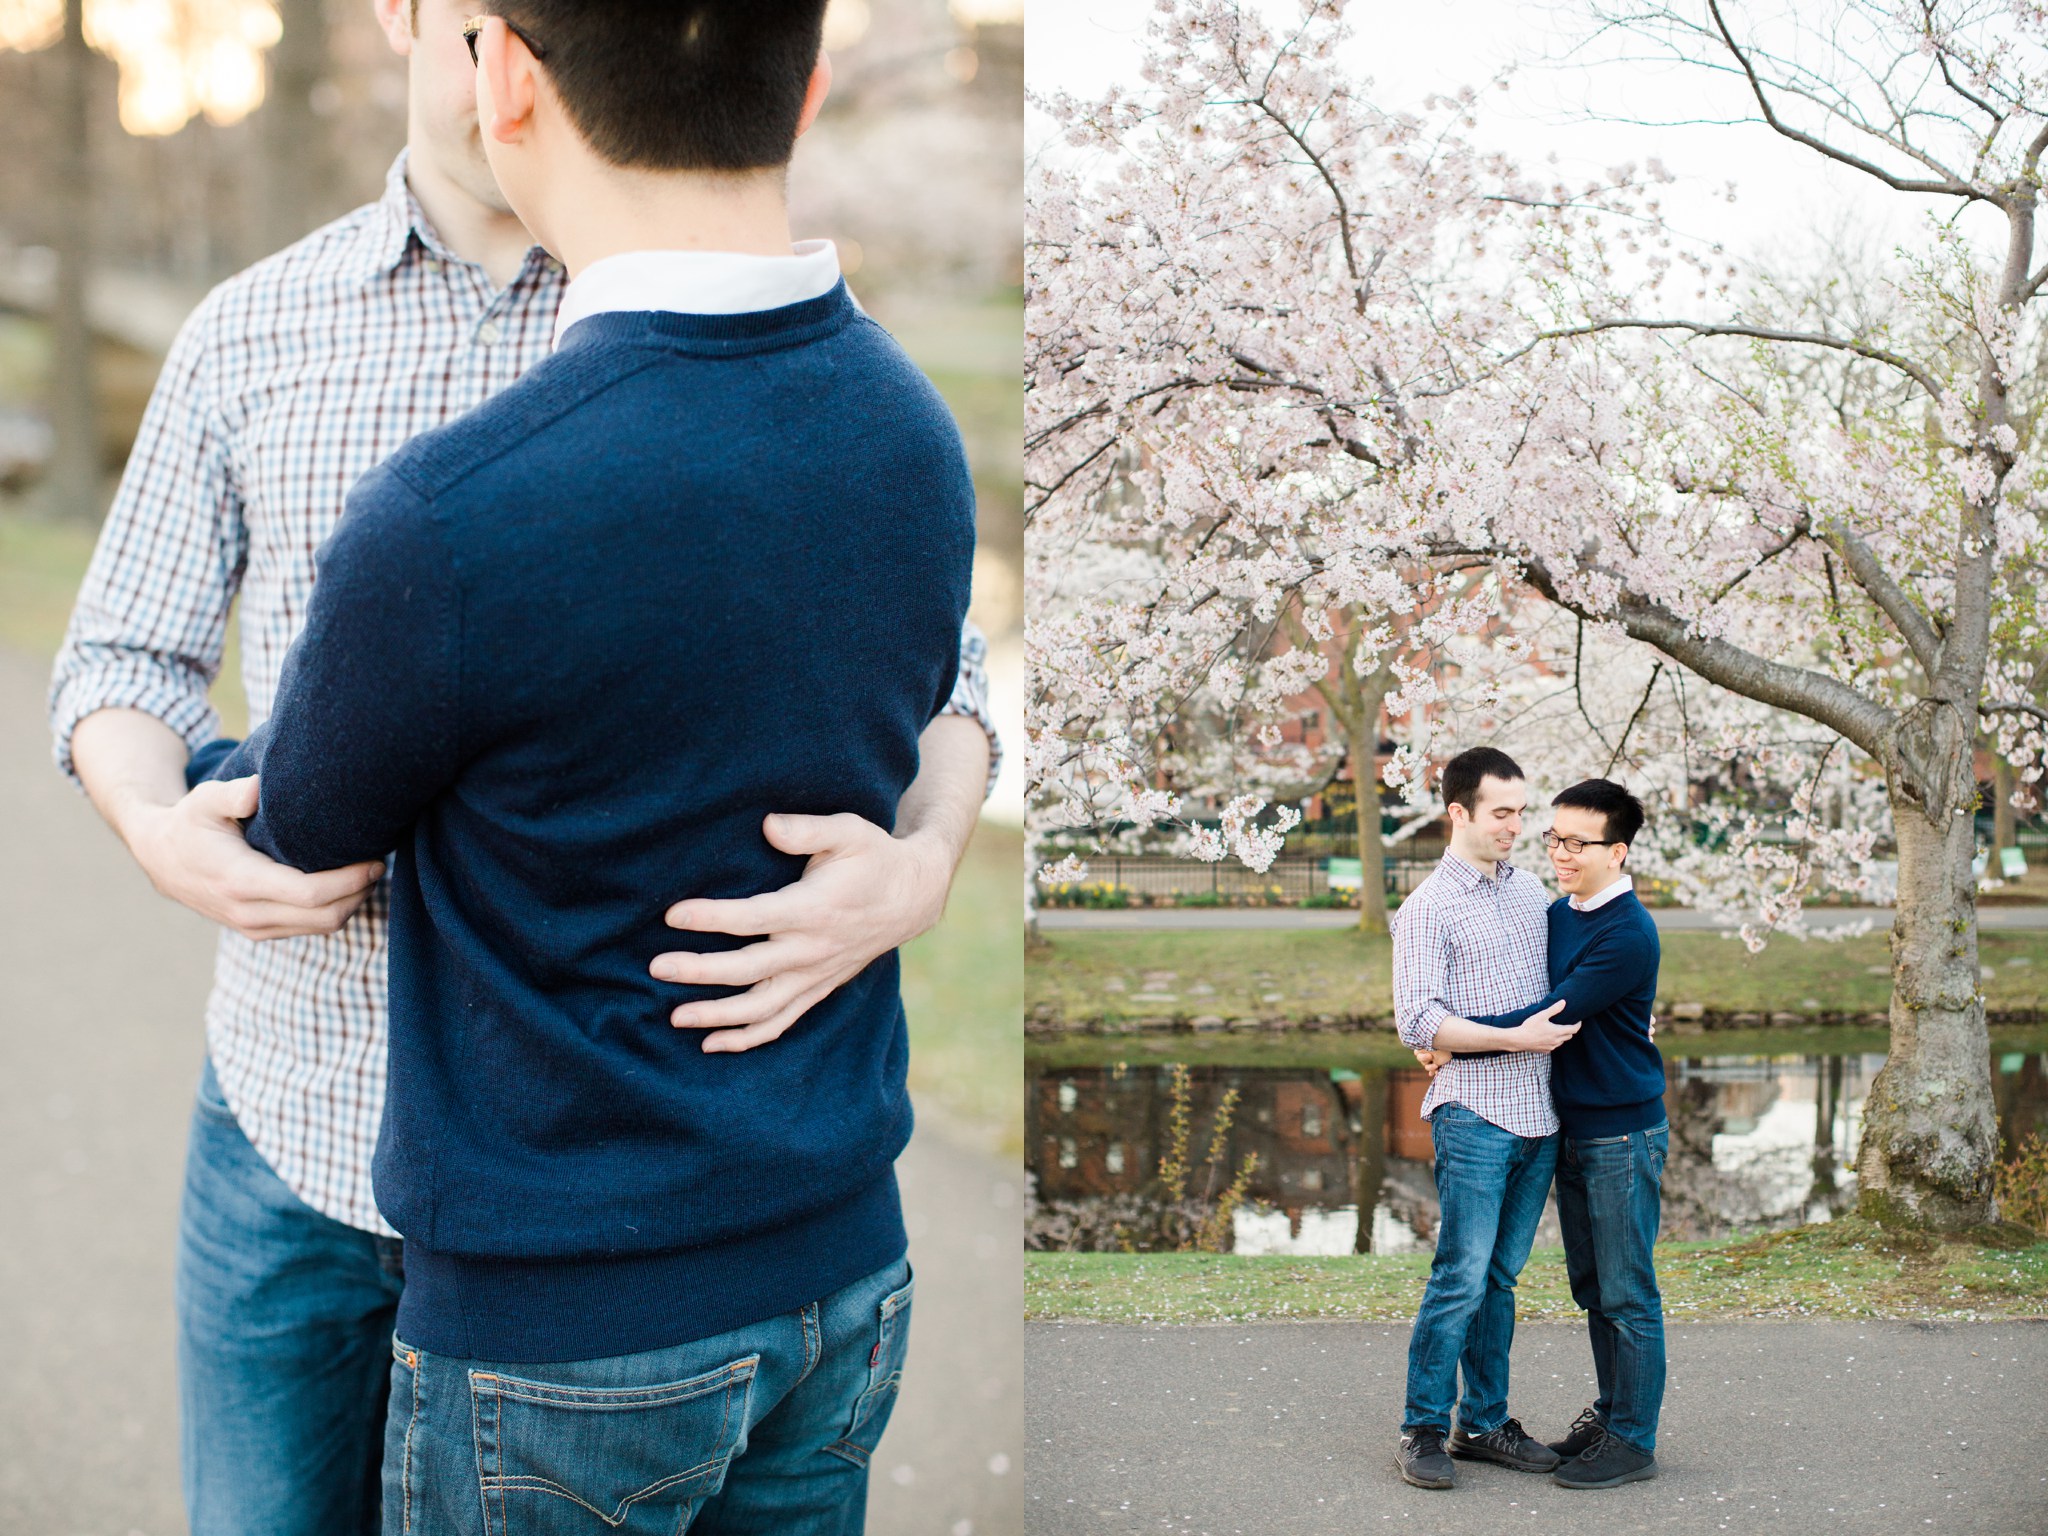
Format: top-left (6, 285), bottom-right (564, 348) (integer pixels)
top-left (1026, 0), bottom-right (2014, 273)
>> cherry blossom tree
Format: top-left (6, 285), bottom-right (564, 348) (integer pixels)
top-left (1025, 0), bottom-right (2048, 1227)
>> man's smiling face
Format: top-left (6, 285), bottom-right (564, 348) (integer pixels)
top-left (1547, 803), bottom-right (1626, 896)
top-left (1450, 773), bottom-right (1525, 867)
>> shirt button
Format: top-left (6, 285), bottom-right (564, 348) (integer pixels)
top-left (477, 318), bottom-right (503, 345)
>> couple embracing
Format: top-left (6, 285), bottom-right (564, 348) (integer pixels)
top-left (1391, 747), bottom-right (1669, 1493)
top-left (53, 3), bottom-right (991, 1532)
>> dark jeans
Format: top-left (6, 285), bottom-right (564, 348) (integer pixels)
top-left (176, 1057), bottom-right (405, 1536)
top-left (386, 1256), bottom-right (912, 1535)
top-left (1555, 1122), bottom-right (1669, 1453)
top-left (1402, 1103), bottom-right (1558, 1436)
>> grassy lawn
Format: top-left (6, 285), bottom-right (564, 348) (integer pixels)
top-left (0, 509), bottom-right (98, 659)
top-left (0, 505), bottom-right (249, 733)
top-left (1027, 927), bottom-right (2048, 1026)
top-left (901, 822), bottom-right (1024, 1159)
top-left (1026, 1218), bottom-right (2048, 1325)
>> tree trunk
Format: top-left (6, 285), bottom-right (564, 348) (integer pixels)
top-left (1352, 1069), bottom-right (1386, 1253)
top-left (1349, 691), bottom-right (1388, 935)
top-left (46, 0), bottom-right (99, 522)
top-left (1854, 765), bottom-right (1997, 1228)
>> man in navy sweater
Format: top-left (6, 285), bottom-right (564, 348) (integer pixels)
top-left (193, 2), bottom-right (972, 1529)
top-left (1461, 778), bottom-right (1667, 1489)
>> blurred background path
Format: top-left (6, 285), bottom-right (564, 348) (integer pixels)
top-left (0, 641), bottom-right (1022, 1536)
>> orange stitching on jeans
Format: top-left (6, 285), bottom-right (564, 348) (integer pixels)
top-left (495, 1382), bottom-right (506, 1536)
top-left (399, 1344), bottom-right (421, 1535)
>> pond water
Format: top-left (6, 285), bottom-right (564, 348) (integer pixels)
top-left (1024, 1043), bottom-right (2048, 1253)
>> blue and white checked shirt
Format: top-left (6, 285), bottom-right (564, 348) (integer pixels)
top-left (1392, 852), bottom-right (1558, 1138)
top-left (49, 152), bottom-right (1000, 1236)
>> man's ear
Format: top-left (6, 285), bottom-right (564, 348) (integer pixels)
top-left (372, 0), bottom-right (414, 56)
top-left (477, 15), bottom-right (539, 145)
top-left (793, 51), bottom-right (833, 139)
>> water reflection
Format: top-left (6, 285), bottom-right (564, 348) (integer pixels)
top-left (1025, 1051), bottom-right (2048, 1254)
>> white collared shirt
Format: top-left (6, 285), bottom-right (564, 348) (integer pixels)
top-left (1570, 872), bottom-right (1635, 912)
top-left (552, 238), bottom-right (842, 349)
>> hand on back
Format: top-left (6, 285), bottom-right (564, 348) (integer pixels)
top-left (1516, 997), bottom-right (1580, 1053)
top-left (651, 812), bottom-right (950, 1054)
top-left (132, 776), bottom-right (384, 941)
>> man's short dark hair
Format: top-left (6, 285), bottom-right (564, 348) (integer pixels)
top-left (1441, 747), bottom-right (1525, 816)
top-left (482, 1), bottom-right (830, 171)
top-left (1551, 778), bottom-right (1646, 850)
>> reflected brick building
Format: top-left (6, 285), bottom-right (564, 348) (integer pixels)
top-left (1026, 1050), bottom-right (2047, 1252)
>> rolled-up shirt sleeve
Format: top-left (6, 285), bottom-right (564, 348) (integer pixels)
top-left (943, 617), bottom-right (1002, 799)
top-left (1393, 895), bottom-right (1453, 1049)
top-left (48, 295), bottom-right (246, 786)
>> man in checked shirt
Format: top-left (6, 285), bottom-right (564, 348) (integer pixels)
top-left (48, 3), bottom-right (998, 1532)
top-left (1389, 747), bottom-right (1577, 1491)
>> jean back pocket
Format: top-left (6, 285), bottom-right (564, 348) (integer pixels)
top-left (470, 1353), bottom-right (757, 1534)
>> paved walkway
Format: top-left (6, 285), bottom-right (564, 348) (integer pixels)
top-left (0, 645), bottom-right (1020, 1536)
top-left (1040, 905), bottom-right (2048, 932)
top-left (1025, 1318), bottom-right (2048, 1534)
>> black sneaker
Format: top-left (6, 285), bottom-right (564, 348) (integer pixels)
top-left (1449, 1417), bottom-right (1561, 1472)
top-left (1553, 1429), bottom-right (1657, 1489)
top-left (1395, 1428), bottom-right (1456, 1489)
top-left (1547, 1405), bottom-right (1605, 1459)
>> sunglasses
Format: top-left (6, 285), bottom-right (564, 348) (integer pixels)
top-left (463, 14), bottom-right (549, 65)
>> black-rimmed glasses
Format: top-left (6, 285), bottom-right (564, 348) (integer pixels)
top-left (1541, 831), bottom-right (1619, 855)
top-left (463, 14), bottom-right (548, 65)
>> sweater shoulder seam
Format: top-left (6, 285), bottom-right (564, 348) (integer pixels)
top-left (385, 346), bottom-right (670, 500)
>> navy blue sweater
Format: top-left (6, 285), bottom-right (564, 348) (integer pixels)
top-left (1468, 888), bottom-right (1666, 1137)
top-left (191, 284), bottom-right (975, 1362)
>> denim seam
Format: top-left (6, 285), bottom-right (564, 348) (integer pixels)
top-left (400, 1343), bottom-right (421, 1535)
top-left (797, 1304), bottom-right (822, 1385)
top-left (469, 1373), bottom-right (504, 1536)
top-left (481, 1457), bottom-right (728, 1519)
top-left (468, 1356), bottom-right (757, 1409)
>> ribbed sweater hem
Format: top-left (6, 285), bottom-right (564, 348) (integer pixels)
top-left (394, 1169), bottom-right (906, 1363)
top-left (1558, 1097), bottom-right (1667, 1140)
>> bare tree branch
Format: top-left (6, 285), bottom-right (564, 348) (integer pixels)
top-left (1531, 318), bottom-right (1944, 400)
top-left (1824, 525), bottom-right (1946, 676)
top-left (1521, 556), bottom-right (1899, 759)
top-left (1605, 661), bottom-right (1666, 777)
top-left (1712, 513), bottom-right (1811, 602)
top-left (1704, 0), bottom-right (1981, 200)
top-left (1980, 700), bottom-right (2048, 726)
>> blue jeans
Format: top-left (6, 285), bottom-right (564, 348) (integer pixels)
top-left (384, 1255), bottom-right (913, 1535)
top-left (176, 1058), bottom-right (405, 1536)
top-left (1555, 1123), bottom-right (1668, 1453)
top-left (1402, 1103), bottom-right (1558, 1436)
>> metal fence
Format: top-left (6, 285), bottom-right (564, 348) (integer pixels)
top-left (1066, 853), bottom-right (1440, 903)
